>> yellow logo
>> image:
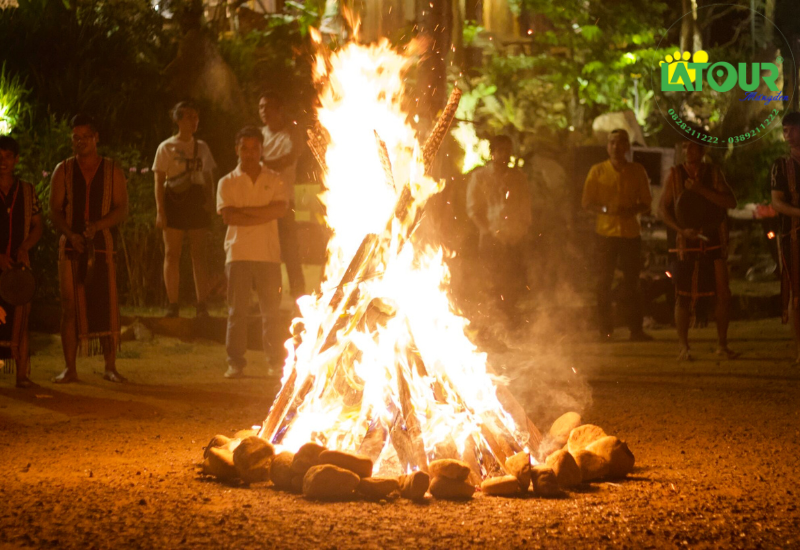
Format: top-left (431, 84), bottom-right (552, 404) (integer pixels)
top-left (659, 50), bottom-right (710, 86)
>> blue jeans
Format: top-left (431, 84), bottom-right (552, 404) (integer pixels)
top-left (225, 261), bottom-right (282, 369)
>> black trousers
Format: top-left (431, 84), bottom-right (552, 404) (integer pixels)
top-left (278, 204), bottom-right (306, 299)
top-left (596, 236), bottom-right (643, 334)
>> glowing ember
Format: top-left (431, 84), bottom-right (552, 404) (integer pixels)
top-left (258, 33), bottom-right (536, 480)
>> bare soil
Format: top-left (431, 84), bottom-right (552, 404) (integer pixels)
top-left (1, 318), bottom-right (799, 549)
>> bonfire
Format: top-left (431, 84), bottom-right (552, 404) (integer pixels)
top-left (202, 30), bottom-right (635, 501)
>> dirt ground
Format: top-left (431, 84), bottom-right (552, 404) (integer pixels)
top-left (1, 318), bottom-right (799, 549)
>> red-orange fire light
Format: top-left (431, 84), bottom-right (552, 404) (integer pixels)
top-left (767, 231), bottom-right (776, 239)
top-left (665, 271), bottom-right (672, 278)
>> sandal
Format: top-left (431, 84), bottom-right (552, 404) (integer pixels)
top-left (53, 369), bottom-right (79, 384)
top-left (103, 370), bottom-right (128, 383)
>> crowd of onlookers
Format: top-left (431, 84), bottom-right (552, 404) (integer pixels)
top-left (464, 113), bottom-right (800, 364)
top-left (3, 102), bottom-right (800, 389)
top-left (0, 93), bottom-right (301, 387)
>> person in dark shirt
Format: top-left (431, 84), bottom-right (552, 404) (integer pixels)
top-left (48, 115), bottom-right (129, 383)
top-left (0, 135), bottom-right (43, 388)
top-left (769, 112), bottom-right (800, 365)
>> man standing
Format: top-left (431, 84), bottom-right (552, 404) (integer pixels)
top-left (0, 136), bottom-right (43, 388)
top-left (49, 115), bottom-right (128, 383)
top-left (466, 135), bottom-right (532, 325)
top-left (770, 112), bottom-right (800, 364)
top-left (259, 92), bottom-right (306, 300)
top-left (659, 136), bottom-right (737, 361)
top-left (217, 127), bottom-right (288, 378)
top-left (582, 129), bottom-right (653, 342)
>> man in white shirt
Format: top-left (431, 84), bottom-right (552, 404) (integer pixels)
top-left (217, 126), bottom-right (288, 378)
top-left (466, 135), bottom-right (533, 324)
top-left (259, 92), bottom-right (306, 300)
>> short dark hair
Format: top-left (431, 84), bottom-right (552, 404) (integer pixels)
top-left (236, 126), bottom-right (263, 145)
top-left (608, 128), bottom-right (630, 141)
top-left (70, 114), bottom-right (98, 133)
top-left (782, 112), bottom-right (800, 128)
top-left (490, 134), bottom-right (512, 151)
top-left (258, 91), bottom-right (283, 107)
top-left (0, 135), bottom-right (20, 157)
top-left (171, 100), bottom-right (199, 122)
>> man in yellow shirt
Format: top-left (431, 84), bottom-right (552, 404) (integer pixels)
top-left (582, 129), bottom-right (653, 341)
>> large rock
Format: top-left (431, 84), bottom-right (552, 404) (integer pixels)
top-left (532, 466), bottom-right (562, 497)
top-left (572, 449), bottom-right (610, 481)
top-left (357, 477), bottom-right (400, 500)
top-left (302, 464), bottom-right (360, 500)
top-left (318, 450), bottom-right (373, 478)
top-left (234, 429), bottom-right (258, 440)
top-left (399, 471), bottom-right (429, 501)
top-left (270, 451), bottom-right (296, 490)
top-left (481, 475), bottom-right (522, 497)
top-left (585, 436), bottom-right (635, 478)
top-left (429, 477), bottom-right (475, 500)
top-left (504, 452), bottom-right (532, 491)
top-left (429, 459), bottom-right (470, 482)
top-left (202, 447), bottom-right (239, 482)
top-left (545, 450), bottom-right (582, 488)
top-left (567, 425), bottom-right (607, 455)
top-left (233, 436), bottom-right (275, 484)
top-left (204, 434), bottom-right (232, 458)
top-left (549, 412), bottom-right (582, 446)
top-left (291, 442), bottom-right (327, 476)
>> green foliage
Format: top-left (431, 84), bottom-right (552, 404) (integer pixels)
top-left (217, 4), bottom-right (318, 120)
top-left (0, 0), bottom-right (176, 150)
top-left (0, 63), bottom-right (30, 135)
top-left (460, 0), bottom-right (670, 157)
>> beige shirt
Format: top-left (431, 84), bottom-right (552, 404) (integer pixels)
top-left (466, 164), bottom-right (532, 245)
top-left (216, 165), bottom-right (287, 264)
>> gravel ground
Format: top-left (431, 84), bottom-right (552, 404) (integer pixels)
top-left (1, 318), bottom-right (798, 549)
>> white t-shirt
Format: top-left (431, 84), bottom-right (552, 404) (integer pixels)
top-left (153, 136), bottom-right (216, 180)
top-left (262, 125), bottom-right (297, 191)
top-left (217, 164), bottom-right (287, 264)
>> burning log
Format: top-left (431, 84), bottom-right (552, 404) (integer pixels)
top-left (306, 123), bottom-right (329, 176)
top-left (395, 359), bottom-right (428, 473)
top-left (374, 130), bottom-right (396, 190)
top-left (421, 87), bottom-right (462, 175)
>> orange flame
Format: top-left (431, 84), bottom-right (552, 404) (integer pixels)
top-left (264, 33), bottom-right (528, 478)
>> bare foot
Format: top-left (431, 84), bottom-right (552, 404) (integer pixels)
top-left (677, 347), bottom-right (692, 361)
top-left (103, 370), bottom-right (127, 383)
top-left (53, 369), bottom-right (79, 384)
top-left (715, 347), bottom-right (741, 360)
top-left (15, 376), bottom-right (35, 389)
